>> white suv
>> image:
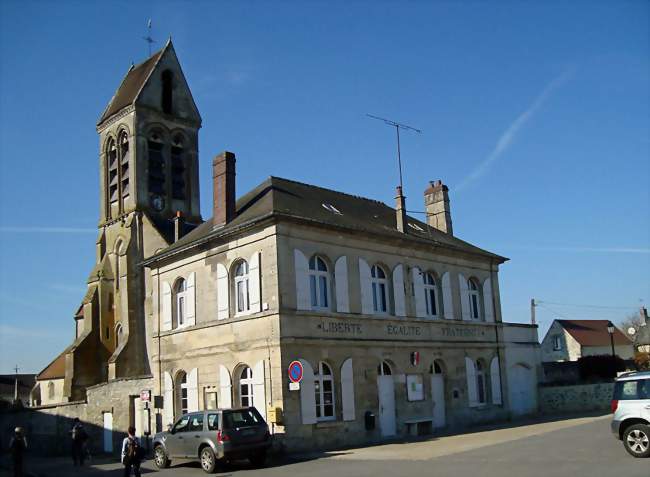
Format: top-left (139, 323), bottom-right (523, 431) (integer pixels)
top-left (611, 371), bottom-right (650, 458)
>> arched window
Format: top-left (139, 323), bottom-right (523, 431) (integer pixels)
top-left (468, 278), bottom-right (481, 320)
top-left (107, 137), bottom-right (118, 205)
top-left (234, 261), bottom-right (250, 313)
top-left (174, 278), bottom-right (188, 328)
top-left (315, 362), bottom-right (335, 420)
top-left (47, 381), bottom-right (55, 399)
top-left (171, 135), bottom-right (186, 200)
top-left (309, 255), bottom-right (329, 309)
top-left (118, 131), bottom-right (130, 200)
top-left (371, 265), bottom-right (388, 314)
top-left (239, 367), bottom-right (254, 407)
top-left (115, 323), bottom-right (124, 348)
top-left (175, 371), bottom-right (188, 417)
top-left (377, 360), bottom-right (392, 376)
top-left (424, 272), bottom-right (439, 317)
top-left (162, 70), bottom-right (173, 114)
top-left (148, 131), bottom-right (166, 206)
top-left (476, 360), bottom-right (487, 404)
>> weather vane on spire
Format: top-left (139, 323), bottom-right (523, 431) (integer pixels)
top-left (143, 19), bottom-right (155, 57)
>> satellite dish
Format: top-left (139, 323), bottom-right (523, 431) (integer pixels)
top-left (628, 327), bottom-right (636, 336)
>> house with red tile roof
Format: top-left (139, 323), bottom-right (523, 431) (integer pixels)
top-left (541, 319), bottom-right (634, 362)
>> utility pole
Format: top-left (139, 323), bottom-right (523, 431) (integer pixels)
top-left (530, 298), bottom-right (536, 325)
top-left (13, 364), bottom-right (19, 402)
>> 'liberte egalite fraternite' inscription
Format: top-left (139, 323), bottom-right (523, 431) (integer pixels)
top-left (316, 319), bottom-right (488, 340)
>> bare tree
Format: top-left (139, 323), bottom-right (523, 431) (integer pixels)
top-left (618, 313), bottom-right (644, 339)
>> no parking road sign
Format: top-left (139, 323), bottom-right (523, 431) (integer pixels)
top-left (288, 360), bottom-right (304, 383)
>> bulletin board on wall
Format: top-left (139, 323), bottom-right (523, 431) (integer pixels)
top-left (406, 374), bottom-right (424, 401)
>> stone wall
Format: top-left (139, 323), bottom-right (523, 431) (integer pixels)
top-left (538, 383), bottom-right (614, 414)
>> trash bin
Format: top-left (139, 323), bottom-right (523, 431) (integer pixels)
top-left (364, 411), bottom-right (375, 430)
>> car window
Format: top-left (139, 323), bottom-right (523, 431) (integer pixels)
top-left (173, 415), bottom-right (190, 433)
top-left (614, 380), bottom-right (650, 400)
top-left (188, 414), bottom-right (204, 432)
top-left (223, 409), bottom-right (262, 429)
top-left (207, 413), bottom-right (219, 431)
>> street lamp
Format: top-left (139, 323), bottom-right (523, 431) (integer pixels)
top-left (606, 321), bottom-right (616, 358)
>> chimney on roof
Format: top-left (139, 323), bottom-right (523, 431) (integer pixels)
top-left (213, 151), bottom-right (236, 227)
top-left (640, 307), bottom-right (648, 327)
top-left (173, 210), bottom-right (185, 242)
top-left (395, 186), bottom-right (407, 233)
top-left (424, 180), bottom-right (453, 235)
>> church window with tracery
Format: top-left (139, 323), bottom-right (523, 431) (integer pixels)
top-left (118, 131), bottom-right (130, 200)
top-left (148, 132), bottom-right (166, 207)
top-left (171, 135), bottom-right (186, 200)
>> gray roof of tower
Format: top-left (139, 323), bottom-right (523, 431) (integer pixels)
top-left (144, 176), bottom-right (507, 264)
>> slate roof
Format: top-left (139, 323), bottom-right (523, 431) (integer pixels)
top-left (558, 320), bottom-right (632, 347)
top-left (146, 176), bottom-right (506, 264)
top-left (36, 350), bottom-right (67, 380)
top-left (97, 46), bottom-right (166, 126)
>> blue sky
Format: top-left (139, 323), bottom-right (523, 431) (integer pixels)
top-left (0, 1), bottom-right (648, 374)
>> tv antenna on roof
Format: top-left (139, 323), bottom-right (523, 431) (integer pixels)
top-left (143, 19), bottom-right (156, 57)
top-left (367, 114), bottom-right (421, 189)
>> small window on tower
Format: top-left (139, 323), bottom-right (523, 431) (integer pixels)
top-left (171, 135), bottom-right (186, 200)
top-left (162, 70), bottom-right (173, 114)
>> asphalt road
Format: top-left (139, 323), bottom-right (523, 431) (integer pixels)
top-left (3, 414), bottom-right (647, 477)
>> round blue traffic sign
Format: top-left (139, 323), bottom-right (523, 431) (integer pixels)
top-left (288, 361), bottom-right (303, 383)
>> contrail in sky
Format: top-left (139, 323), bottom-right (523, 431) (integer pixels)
top-left (0, 226), bottom-right (95, 234)
top-left (456, 68), bottom-right (574, 192)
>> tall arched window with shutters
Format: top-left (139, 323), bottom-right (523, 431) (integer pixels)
top-left (424, 272), bottom-right (439, 318)
top-left (174, 278), bottom-right (187, 328)
top-left (147, 131), bottom-right (166, 207)
top-left (468, 278), bottom-right (481, 320)
top-left (175, 370), bottom-right (188, 417)
top-left (476, 359), bottom-right (487, 404)
top-left (239, 366), bottom-right (254, 407)
top-left (234, 260), bottom-right (250, 314)
top-left (171, 134), bottom-right (186, 200)
top-left (315, 362), bottom-right (335, 421)
top-left (106, 137), bottom-right (118, 212)
top-left (371, 265), bottom-right (388, 314)
top-left (309, 255), bottom-right (330, 310)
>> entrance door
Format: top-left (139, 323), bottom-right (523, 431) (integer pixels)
top-left (103, 412), bottom-right (113, 453)
top-left (377, 361), bottom-right (396, 437)
top-left (431, 374), bottom-right (446, 428)
top-left (509, 364), bottom-right (536, 416)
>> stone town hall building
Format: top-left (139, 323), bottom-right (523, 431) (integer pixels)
top-left (29, 41), bottom-right (540, 452)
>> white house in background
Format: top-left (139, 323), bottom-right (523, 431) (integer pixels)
top-left (541, 319), bottom-right (635, 362)
top-left (30, 351), bottom-right (67, 406)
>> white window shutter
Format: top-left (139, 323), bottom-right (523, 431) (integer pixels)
top-left (163, 371), bottom-right (174, 426)
top-left (294, 249), bottom-right (310, 310)
top-left (392, 264), bottom-right (406, 317)
top-left (341, 358), bottom-right (355, 421)
top-left (187, 368), bottom-right (199, 412)
top-left (299, 359), bottom-right (317, 424)
top-left (216, 263), bottom-right (229, 320)
top-left (252, 360), bottom-right (267, 422)
top-left (334, 256), bottom-right (350, 313)
top-left (459, 274), bottom-right (471, 321)
top-left (490, 357), bottom-right (502, 405)
top-left (412, 267), bottom-right (426, 318)
top-left (249, 252), bottom-right (262, 313)
top-left (465, 357), bottom-right (478, 408)
top-left (359, 258), bottom-right (373, 315)
top-left (219, 365), bottom-right (232, 409)
top-left (483, 277), bottom-right (494, 322)
top-left (161, 281), bottom-right (172, 331)
top-left (186, 272), bottom-right (196, 326)
top-left (442, 272), bottom-right (454, 319)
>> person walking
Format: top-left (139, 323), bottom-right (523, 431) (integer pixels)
top-left (121, 426), bottom-right (143, 477)
top-left (70, 418), bottom-right (88, 466)
top-left (8, 427), bottom-right (27, 477)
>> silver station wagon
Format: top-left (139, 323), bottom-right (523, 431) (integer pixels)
top-left (153, 407), bottom-right (271, 473)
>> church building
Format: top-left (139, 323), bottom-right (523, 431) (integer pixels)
top-left (31, 41), bottom-right (541, 452)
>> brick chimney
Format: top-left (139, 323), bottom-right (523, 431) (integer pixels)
top-left (173, 210), bottom-right (185, 242)
top-left (424, 180), bottom-right (453, 235)
top-left (395, 186), bottom-right (407, 233)
top-left (213, 151), bottom-right (236, 227)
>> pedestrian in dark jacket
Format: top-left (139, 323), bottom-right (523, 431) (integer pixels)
top-left (121, 426), bottom-right (143, 477)
top-left (9, 427), bottom-right (27, 477)
top-left (70, 418), bottom-right (88, 466)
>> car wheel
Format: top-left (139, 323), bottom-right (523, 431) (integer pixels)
top-left (153, 445), bottom-right (171, 469)
top-left (623, 424), bottom-right (650, 458)
top-left (200, 446), bottom-right (217, 473)
top-left (249, 450), bottom-right (267, 467)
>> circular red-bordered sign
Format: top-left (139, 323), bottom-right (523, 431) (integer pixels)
top-left (288, 361), bottom-right (304, 383)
